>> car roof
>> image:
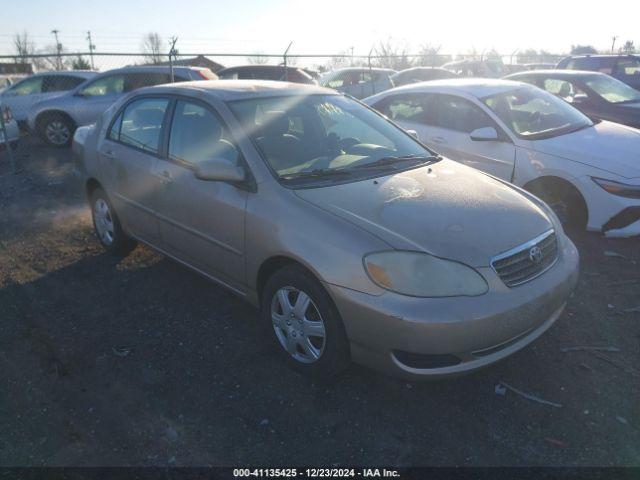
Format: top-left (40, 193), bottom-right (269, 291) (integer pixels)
top-left (507, 70), bottom-right (606, 79)
top-left (326, 67), bottom-right (396, 74)
top-left (133, 79), bottom-right (337, 101)
top-left (30, 70), bottom-right (97, 78)
top-left (95, 65), bottom-right (209, 76)
top-left (218, 65), bottom-right (302, 72)
top-left (374, 78), bottom-right (526, 99)
top-left (565, 54), bottom-right (639, 59)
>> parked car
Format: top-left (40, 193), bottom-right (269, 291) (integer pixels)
top-left (320, 67), bottom-right (395, 98)
top-left (505, 70), bottom-right (640, 129)
top-left (217, 65), bottom-right (316, 84)
top-left (0, 104), bottom-right (19, 150)
top-left (521, 63), bottom-right (556, 71)
top-left (390, 67), bottom-right (458, 87)
top-left (557, 54), bottom-right (640, 92)
top-left (73, 80), bottom-right (578, 379)
top-left (0, 71), bottom-right (96, 128)
top-left (364, 79), bottom-right (640, 237)
top-left (28, 66), bottom-right (217, 147)
top-left (442, 59), bottom-right (508, 78)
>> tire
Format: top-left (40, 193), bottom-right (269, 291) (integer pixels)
top-left (90, 187), bottom-right (136, 255)
top-left (261, 265), bottom-right (350, 378)
top-left (528, 181), bottom-right (588, 231)
top-left (38, 113), bottom-right (75, 147)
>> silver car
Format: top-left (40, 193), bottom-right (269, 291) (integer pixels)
top-left (28, 66), bottom-right (217, 147)
top-left (320, 67), bottom-right (396, 99)
top-left (0, 71), bottom-right (96, 128)
top-left (73, 80), bottom-right (579, 379)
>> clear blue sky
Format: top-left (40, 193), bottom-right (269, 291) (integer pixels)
top-left (1, 0), bottom-right (638, 59)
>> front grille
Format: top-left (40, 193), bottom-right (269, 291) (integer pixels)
top-left (491, 230), bottom-right (558, 287)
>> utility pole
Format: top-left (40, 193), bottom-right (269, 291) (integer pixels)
top-left (51, 29), bottom-right (63, 70)
top-left (86, 31), bottom-right (96, 70)
top-left (168, 36), bottom-right (178, 82)
top-left (611, 36), bottom-right (618, 53)
top-left (283, 41), bottom-right (293, 81)
top-left (350, 46), bottom-right (354, 66)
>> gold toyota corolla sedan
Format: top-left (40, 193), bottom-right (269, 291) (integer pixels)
top-left (72, 80), bottom-right (579, 380)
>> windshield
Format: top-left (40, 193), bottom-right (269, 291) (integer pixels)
top-left (584, 75), bottom-right (640, 104)
top-left (228, 94), bottom-right (436, 185)
top-left (483, 87), bottom-right (593, 140)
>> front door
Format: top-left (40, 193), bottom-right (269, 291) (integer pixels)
top-left (152, 99), bottom-right (248, 289)
top-left (420, 94), bottom-right (516, 180)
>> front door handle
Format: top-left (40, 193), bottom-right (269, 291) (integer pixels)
top-left (157, 169), bottom-right (172, 183)
top-left (431, 136), bottom-right (447, 144)
top-left (100, 149), bottom-right (115, 159)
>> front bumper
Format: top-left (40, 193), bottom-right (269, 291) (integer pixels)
top-left (0, 119), bottom-right (19, 145)
top-left (577, 175), bottom-right (640, 237)
top-left (327, 235), bottom-right (579, 380)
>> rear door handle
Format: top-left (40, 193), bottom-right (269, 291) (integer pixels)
top-left (431, 136), bottom-right (447, 144)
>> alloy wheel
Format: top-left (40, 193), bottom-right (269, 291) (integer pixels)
top-left (45, 120), bottom-right (71, 145)
top-left (93, 198), bottom-right (115, 245)
top-left (270, 286), bottom-right (326, 363)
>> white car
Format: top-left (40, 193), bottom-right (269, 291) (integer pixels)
top-left (364, 79), bottom-right (640, 237)
top-left (0, 71), bottom-right (96, 127)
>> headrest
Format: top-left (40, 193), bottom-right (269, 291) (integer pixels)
top-left (260, 111), bottom-right (289, 137)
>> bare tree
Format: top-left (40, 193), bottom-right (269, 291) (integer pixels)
top-left (247, 53), bottom-right (270, 65)
top-left (374, 38), bottom-right (412, 70)
top-left (620, 40), bottom-right (636, 54)
top-left (13, 31), bottom-right (35, 63)
top-left (141, 32), bottom-right (164, 64)
top-left (416, 44), bottom-right (451, 67)
top-left (570, 44), bottom-right (598, 55)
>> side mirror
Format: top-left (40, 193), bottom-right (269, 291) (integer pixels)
top-left (194, 157), bottom-right (246, 183)
top-left (406, 129), bottom-right (419, 140)
top-left (470, 127), bottom-right (499, 141)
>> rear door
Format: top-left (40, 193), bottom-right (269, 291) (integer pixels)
top-left (424, 94), bottom-right (516, 180)
top-left (152, 98), bottom-right (248, 289)
top-left (98, 96), bottom-right (170, 244)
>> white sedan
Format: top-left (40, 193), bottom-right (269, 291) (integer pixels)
top-left (364, 79), bottom-right (640, 237)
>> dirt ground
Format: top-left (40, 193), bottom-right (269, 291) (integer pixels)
top-left (0, 138), bottom-right (638, 467)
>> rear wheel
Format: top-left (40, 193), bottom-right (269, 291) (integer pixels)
top-left (90, 187), bottom-right (136, 255)
top-left (39, 113), bottom-right (74, 147)
top-left (261, 265), bottom-right (350, 378)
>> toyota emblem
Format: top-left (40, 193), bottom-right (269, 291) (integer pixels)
top-left (529, 246), bottom-right (543, 264)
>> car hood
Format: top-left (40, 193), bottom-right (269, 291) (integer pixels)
top-left (294, 159), bottom-right (552, 267)
top-left (531, 121), bottom-right (640, 178)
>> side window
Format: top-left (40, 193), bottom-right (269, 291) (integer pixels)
top-left (616, 58), bottom-right (640, 77)
top-left (10, 76), bottom-right (43, 96)
top-left (80, 75), bottom-right (125, 96)
top-left (220, 70), bottom-right (239, 80)
top-left (379, 94), bottom-right (432, 124)
top-left (42, 75), bottom-right (87, 93)
top-left (542, 79), bottom-right (584, 100)
top-left (124, 73), bottom-right (172, 92)
top-left (433, 95), bottom-right (494, 133)
top-left (111, 98), bottom-right (169, 153)
top-left (168, 100), bottom-right (238, 166)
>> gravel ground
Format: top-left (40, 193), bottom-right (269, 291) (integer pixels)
top-left (0, 139), bottom-right (638, 467)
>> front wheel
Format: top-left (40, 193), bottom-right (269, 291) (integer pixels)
top-left (261, 265), bottom-right (350, 378)
top-left (90, 187), bottom-right (136, 255)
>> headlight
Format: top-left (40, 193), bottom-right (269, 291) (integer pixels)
top-left (364, 251), bottom-right (488, 297)
top-left (592, 177), bottom-right (640, 199)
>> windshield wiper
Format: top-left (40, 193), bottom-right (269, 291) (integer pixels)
top-left (349, 154), bottom-right (441, 170)
top-left (280, 168), bottom-right (355, 180)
